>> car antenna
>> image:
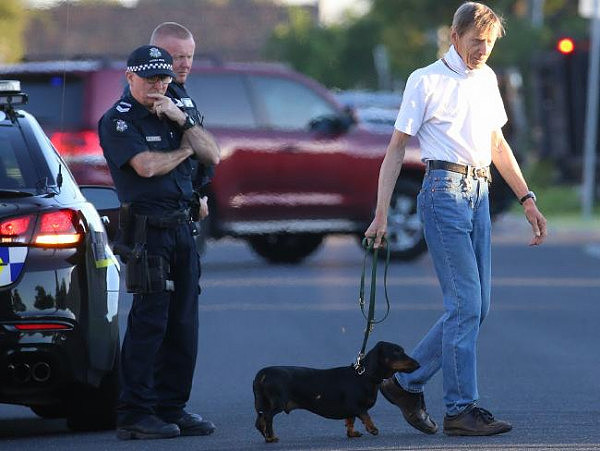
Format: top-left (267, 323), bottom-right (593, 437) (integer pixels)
top-left (57, 164), bottom-right (63, 189)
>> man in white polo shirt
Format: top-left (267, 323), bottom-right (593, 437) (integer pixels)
top-left (365, 2), bottom-right (547, 437)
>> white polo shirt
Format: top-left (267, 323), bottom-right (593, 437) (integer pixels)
top-left (394, 45), bottom-right (507, 167)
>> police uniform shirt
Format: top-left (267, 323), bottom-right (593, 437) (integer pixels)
top-left (167, 81), bottom-right (214, 189)
top-left (98, 92), bottom-right (194, 215)
top-left (394, 45), bottom-right (507, 168)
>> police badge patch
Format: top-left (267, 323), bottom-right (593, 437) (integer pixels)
top-left (116, 119), bottom-right (128, 132)
top-left (149, 47), bottom-right (162, 58)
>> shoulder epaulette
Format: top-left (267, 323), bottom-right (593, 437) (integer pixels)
top-left (115, 101), bottom-right (132, 113)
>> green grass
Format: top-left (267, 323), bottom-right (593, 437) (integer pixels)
top-left (512, 160), bottom-right (600, 219)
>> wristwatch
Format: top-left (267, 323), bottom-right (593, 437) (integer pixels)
top-left (180, 114), bottom-right (196, 131)
top-left (519, 191), bottom-right (536, 205)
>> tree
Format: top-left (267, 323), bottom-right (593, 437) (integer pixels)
top-left (0, 0), bottom-right (26, 63)
top-left (266, 0), bottom-right (588, 90)
top-left (265, 7), bottom-right (349, 88)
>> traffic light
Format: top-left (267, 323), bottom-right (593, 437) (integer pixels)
top-left (532, 37), bottom-right (590, 181)
top-left (557, 37), bottom-right (575, 55)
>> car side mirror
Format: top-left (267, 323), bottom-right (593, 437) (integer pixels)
top-left (309, 113), bottom-right (354, 137)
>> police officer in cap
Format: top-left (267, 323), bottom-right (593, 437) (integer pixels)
top-left (99, 44), bottom-right (220, 440)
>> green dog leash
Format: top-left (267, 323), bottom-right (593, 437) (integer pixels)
top-left (354, 237), bottom-right (391, 374)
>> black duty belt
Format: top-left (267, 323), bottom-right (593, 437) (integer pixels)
top-left (427, 160), bottom-right (490, 179)
top-left (144, 209), bottom-right (191, 228)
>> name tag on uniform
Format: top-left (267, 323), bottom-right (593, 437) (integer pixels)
top-left (182, 98), bottom-right (194, 108)
top-left (146, 136), bottom-right (162, 142)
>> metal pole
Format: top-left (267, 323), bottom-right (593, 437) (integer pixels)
top-left (582, 0), bottom-right (600, 218)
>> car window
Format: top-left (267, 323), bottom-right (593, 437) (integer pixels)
top-left (185, 73), bottom-right (257, 129)
top-left (249, 75), bottom-right (336, 130)
top-left (17, 75), bottom-right (85, 129)
top-left (0, 125), bottom-right (45, 190)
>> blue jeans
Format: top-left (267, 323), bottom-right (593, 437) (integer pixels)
top-left (396, 168), bottom-right (491, 416)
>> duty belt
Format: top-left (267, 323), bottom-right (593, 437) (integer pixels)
top-left (145, 209), bottom-right (192, 228)
top-left (427, 160), bottom-right (491, 180)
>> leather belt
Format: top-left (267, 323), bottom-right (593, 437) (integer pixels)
top-left (427, 160), bottom-right (490, 179)
top-left (145, 209), bottom-right (191, 228)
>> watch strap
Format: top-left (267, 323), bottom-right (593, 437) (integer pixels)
top-left (180, 114), bottom-right (196, 131)
top-left (519, 191), bottom-right (536, 204)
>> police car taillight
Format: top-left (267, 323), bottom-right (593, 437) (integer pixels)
top-left (0, 215), bottom-right (35, 244)
top-left (0, 210), bottom-right (83, 247)
top-left (34, 210), bottom-right (83, 246)
top-left (0, 80), bottom-right (28, 108)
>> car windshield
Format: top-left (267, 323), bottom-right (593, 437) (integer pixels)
top-left (0, 122), bottom-right (53, 194)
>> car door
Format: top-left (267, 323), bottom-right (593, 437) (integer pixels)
top-left (187, 70), bottom-right (355, 232)
top-left (236, 73), bottom-right (351, 224)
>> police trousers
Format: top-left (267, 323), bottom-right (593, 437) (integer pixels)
top-left (118, 221), bottom-right (200, 423)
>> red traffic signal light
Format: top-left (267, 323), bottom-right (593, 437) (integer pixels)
top-left (557, 37), bottom-right (575, 55)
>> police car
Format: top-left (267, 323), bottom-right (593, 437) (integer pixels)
top-left (0, 80), bottom-right (121, 430)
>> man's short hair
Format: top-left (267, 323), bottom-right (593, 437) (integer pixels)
top-left (150, 22), bottom-right (193, 44)
top-left (452, 2), bottom-right (505, 38)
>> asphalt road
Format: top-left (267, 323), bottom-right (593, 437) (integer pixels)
top-left (1, 214), bottom-right (599, 450)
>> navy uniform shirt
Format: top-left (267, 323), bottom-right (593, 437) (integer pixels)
top-left (98, 92), bottom-right (194, 215)
top-left (167, 81), bottom-right (214, 189)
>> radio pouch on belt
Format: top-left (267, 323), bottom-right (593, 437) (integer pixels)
top-left (125, 215), bottom-right (175, 294)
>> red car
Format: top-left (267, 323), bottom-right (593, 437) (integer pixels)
top-left (0, 60), bottom-right (431, 263)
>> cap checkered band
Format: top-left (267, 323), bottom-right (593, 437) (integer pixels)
top-left (127, 62), bottom-right (173, 73)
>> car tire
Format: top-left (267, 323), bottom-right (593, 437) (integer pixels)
top-left (66, 345), bottom-right (119, 431)
top-left (383, 178), bottom-right (427, 261)
top-left (248, 233), bottom-right (323, 264)
top-left (30, 403), bottom-right (68, 419)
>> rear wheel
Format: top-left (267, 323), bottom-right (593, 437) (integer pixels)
top-left (384, 178), bottom-right (427, 261)
top-left (66, 345), bottom-right (119, 431)
top-left (248, 233), bottom-right (323, 264)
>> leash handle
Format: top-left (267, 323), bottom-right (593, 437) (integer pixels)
top-left (355, 236), bottom-right (391, 373)
top-left (359, 237), bottom-right (390, 324)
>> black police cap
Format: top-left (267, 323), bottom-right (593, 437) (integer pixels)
top-left (126, 45), bottom-right (176, 78)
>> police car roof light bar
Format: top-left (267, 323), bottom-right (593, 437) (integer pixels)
top-left (0, 80), bottom-right (28, 109)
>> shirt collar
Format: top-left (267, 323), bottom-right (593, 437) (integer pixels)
top-left (122, 92), bottom-right (154, 119)
top-left (443, 45), bottom-right (473, 77)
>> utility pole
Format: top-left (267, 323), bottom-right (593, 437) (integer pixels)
top-left (531, 0), bottom-right (545, 28)
top-left (580, 0), bottom-right (599, 218)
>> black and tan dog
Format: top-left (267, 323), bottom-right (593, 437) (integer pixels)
top-left (253, 341), bottom-right (419, 442)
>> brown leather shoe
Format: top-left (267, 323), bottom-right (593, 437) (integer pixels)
top-left (443, 405), bottom-right (512, 436)
top-left (379, 377), bottom-right (438, 434)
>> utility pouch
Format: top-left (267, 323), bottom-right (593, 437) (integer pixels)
top-left (125, 250), bottom-right (174, 294)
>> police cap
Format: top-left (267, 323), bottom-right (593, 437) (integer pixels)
top-left (126, 45), bottom-right (176, 78)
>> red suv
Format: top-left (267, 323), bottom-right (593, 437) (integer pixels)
top-left (0, 60), bottom-right (436, 263)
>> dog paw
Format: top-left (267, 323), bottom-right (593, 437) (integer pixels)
top-left (368, 427), bottom-right (379, 436)
top-left (347, 431), bottom-right (362, 438)
top-left (265, 436), bottom-right (279, 443)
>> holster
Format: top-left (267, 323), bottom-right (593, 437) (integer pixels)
top-left (113, 203), bottom-right (174, 293)
top-left (190, 191), bottom-right (201, 222)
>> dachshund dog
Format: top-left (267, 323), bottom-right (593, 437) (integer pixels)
top-left (253, 341), bottom-right (419, 442)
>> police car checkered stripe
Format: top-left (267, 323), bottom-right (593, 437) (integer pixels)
top-left (0, 246), bottom-right (27, 287)
top-left (127, 63), bottom-right (173, 72)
